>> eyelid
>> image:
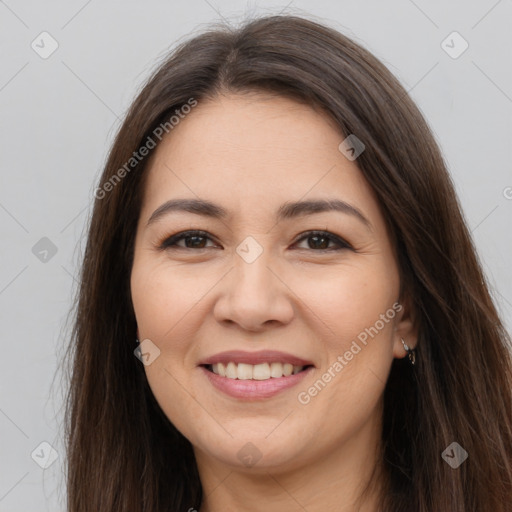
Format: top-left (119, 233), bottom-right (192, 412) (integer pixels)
top-left (292, 230), bottom-right (353, 251)
top-left (158, 229), bottom-right (353, 252)
top-left (158, 229), bottom-right (219, 250)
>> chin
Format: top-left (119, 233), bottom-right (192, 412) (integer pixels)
top-left (192, 425), bottom-right (316, 472)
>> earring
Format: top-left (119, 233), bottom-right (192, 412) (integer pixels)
top-left (401, 337), bottom-right (416, 365)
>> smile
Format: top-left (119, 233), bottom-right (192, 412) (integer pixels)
top-left (199, 350), bottom-right (315, 399)
top-left (201, 365), bottom-right (314, 399)
top-left (205, 362), bottom-right (310, 380)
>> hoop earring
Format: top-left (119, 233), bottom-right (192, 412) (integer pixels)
top-left (401, 337), bottom-right (416, 365)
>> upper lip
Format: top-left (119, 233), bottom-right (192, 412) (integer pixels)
top-left (200, 350), bottom-right (314, 367)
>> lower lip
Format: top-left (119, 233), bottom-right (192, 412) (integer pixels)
top-left (200, 366), bottom-right (313, 400)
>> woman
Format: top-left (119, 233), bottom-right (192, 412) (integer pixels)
top-left (63, 14), bottom-right (512, 511)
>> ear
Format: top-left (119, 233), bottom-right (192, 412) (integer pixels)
top-left (392, 290), bottom-right (418, 359)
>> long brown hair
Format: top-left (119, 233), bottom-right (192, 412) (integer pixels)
top-left (63, 14), bottom-right (512, 511)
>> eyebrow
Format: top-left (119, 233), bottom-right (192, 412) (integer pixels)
top-left (146, 198), bottom-right (372, 230)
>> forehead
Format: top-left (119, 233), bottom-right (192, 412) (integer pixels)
top-left (140, 93), bottom-right (382, 227)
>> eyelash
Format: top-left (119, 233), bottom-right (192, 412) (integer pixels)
top-left (158, 229), bottom-right (353, 252)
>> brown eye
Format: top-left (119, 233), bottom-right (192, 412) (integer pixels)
top-left (159, 229), bottom-right (351, 252)
top-left (160, 230), bottom-right (218, 250)
top-left (294, 231), bottom-right (352, 251)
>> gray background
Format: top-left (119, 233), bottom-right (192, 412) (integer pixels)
top-left (1, 1), bottom-right (511, 510)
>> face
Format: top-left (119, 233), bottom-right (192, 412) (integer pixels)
top-left (130, 92), bottom-right (415, 475)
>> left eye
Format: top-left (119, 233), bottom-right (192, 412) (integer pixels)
top-left (159, 230), bottom-right (351, 252)
top-left (294, 230), bottom-right (351, 251)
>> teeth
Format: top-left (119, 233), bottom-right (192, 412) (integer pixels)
top-left (210, 362), bottom-right (305, 380)
top-left (283, 363), bottom-right (293, 376)
top-left (270, 362), bottom-right (283, 378)
top-left (225, 362), bottom-right (237, 379)
top-left (253, 363), bottom-right (270, 380)
top-left (237, 363), bottom-right (253, 380)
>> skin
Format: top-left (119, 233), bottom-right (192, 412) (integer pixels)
top-left (130, 92), bottom-right (417, 512)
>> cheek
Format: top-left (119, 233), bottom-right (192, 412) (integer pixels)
top-left (293, 258), bottom-right (399, 340)
top-left (290, 258), bottom-right (399, 415)
top-left (130, 258), bottom-right (212, 436)
top-left (130, 256), bottom-right (210, 342)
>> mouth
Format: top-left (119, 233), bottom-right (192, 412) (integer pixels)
top-left (201, 362), bottom-right (314, 380)
top-left (198, 350), bottom-right (315, 400)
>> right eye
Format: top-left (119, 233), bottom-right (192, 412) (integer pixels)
top-left (159, 230), bottom-right (220, 250)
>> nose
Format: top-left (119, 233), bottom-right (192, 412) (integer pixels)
top-left (213, 251), bottom-right (295, 332)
